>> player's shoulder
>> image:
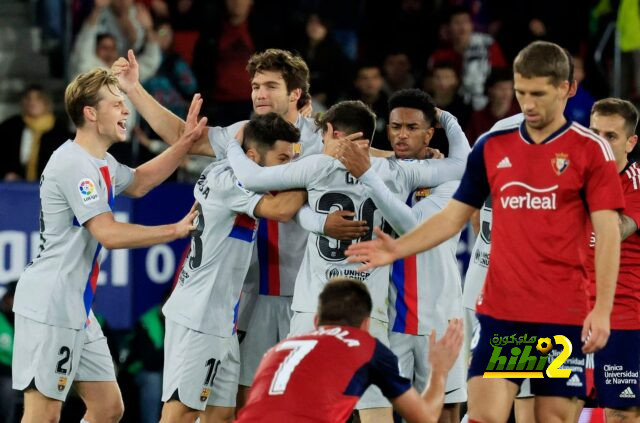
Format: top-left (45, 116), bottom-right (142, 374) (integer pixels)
top-left (622, 161), bottom-right (640, 190)
top-left (567, 122), bottom-right (616, 160)
top-left (476, 114), bottom-right (522, 147)
top-left (44, 140), bottom-right (97, 176)
top-left (208, 120), bottom-right (248, 140)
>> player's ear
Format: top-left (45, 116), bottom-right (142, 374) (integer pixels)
top-left (360, 317), bottom-right (370, 332)
top-left (626, 134), bottom-right (638, 154)
top-left (424, 126), bottom-right (435, 145)
top-left (313, 314), bottom-right (319, 329)
top-left (83, 106), bottom-right (97, 123)
top-left (289, 88), bottom-right (302, 103)
top-left (245, 148), bottom-right (261, 164)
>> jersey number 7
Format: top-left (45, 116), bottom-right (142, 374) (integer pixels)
top-left (268, 339), bottom-right (318, 395)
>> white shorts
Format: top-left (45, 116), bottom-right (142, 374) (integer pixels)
top-left (161, 320), bottom-right (239, 410)
top-left (289, 311), bottom-right (391, 410)
top-left (464, 308), bottom-right (532, 399)
top-left (12, 313), bottom-right (115, 402)
top-left (389, 331), bottom-right (467, 404)
top-left (237, 293), bottom-right (292, 387)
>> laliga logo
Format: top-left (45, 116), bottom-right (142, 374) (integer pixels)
top-left (499, 182), bottom-right (558, 210)
top-left (483, 334), bottom-right (573, 379)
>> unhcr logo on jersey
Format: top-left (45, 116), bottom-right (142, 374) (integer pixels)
top-left (482, 334), bottom-right (573, 379)
top-left (325, 267), bottom-right (371, 282)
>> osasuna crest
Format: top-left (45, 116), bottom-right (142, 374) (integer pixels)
top-left (551, 153), bottom-right (570, 175)
top-left (200, 387), bottom-right (211, 402)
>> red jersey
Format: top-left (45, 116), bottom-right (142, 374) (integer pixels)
top-left (453, 119), bottom-right (624, 325)
top-left (584, 161), bottom-right (640, 329)
top-left (235, 326), bottom-right (411, 422)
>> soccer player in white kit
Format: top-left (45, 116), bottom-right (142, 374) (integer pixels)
top-left (336, 89), bottom-right (469, 422)
top-left (159, 113), bottom-right (307, 423)
top-left (11, 68), bottom-right (206, 423)
top-left (224, 99), bottom-right (469, 421)
top-left (112, 48), bottom-right (369, 408)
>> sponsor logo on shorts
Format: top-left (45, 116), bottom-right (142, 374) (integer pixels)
top-left (57, 376), bottom-right (67, 392)
top-left (620, 387), bottom-right (636, 399)
top-left (200, 387), bottom-right (211, 402)
top-left (78, 178), bottom-right (99, 204)
top-left (482, 334), bottom-right (574, 379)
top-left (566, 373), bottom-right (582, 387)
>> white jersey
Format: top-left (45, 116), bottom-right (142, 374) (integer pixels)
top-left (209, 116), bottom-right (323, 297)
top-left (462, 197), bottom-right (492, 310)
top-left (224, 119), bottom-right (468, 321)
top-left (13, 140), bottom-right (134, 330)
top-left (162, 160), bottom-right (263, 337)
top-left (462, 113), bottom-right (522, 310)
top-left (360, 170), bottom-right (463, 335)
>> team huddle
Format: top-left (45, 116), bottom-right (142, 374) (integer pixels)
top-left (9, 39), bottom-right (640, 423)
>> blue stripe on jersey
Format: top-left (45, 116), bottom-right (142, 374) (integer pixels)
top-left (391, 260), bottom-right (408, 333)
top-left (228, 226), bottom-right (255, 242)
top-left (257, 219), bottom-right (270, 295)
top-left (453, 127), bottom-right (517, 208)
top-left (82, 244), bottom-right (102, 317)
top-left (232, 298), bottom-right (240, 334)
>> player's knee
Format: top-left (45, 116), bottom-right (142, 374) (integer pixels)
top-left (87, 396), bottom-right (124, 422)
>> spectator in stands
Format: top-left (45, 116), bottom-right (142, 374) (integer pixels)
top-left (350, 63), bottom-right (390, 149)
top-left (429, 6), bottom-right (507, 110)
top-left (565, 55), bottom-right (595, 127)
top-left (0, 85), bottom-right (70, 181)
top-left (0, 282), bottom-right (19, 423)
top-left (193, 0), bottom-right (283, 126)
top-left (466, 68), bottom-right (519, 144)
top-left (382, 51), bottom-right (416, 96)
top-left (426, 61), bottom-right (472, 129)
top-left (294, 13), bottom-right (353, 109)
top-left (95, 0), bottom-right (148, 55)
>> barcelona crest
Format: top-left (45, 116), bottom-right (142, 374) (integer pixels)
top-left (551, 153), bottom-right (570, 175)
top-left (292, 143), bottom-right (302, 159)
top-left (200, 387), bottom-right (211, 402)
top-left (57, 376), bottom-right (67, 392)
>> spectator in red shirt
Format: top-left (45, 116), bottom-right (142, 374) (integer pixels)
top-left (466, 68), bottom-right (519, 145)
top-left (429, 5), bottom-right (507, 111)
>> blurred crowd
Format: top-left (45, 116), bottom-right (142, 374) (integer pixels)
top-left (1, 0), bottom-right (639, 184)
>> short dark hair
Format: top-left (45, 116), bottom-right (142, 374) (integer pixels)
top-left (242, 112), bottom-right (300, 154)
top-left (513, 41), bottom-right (571, 86)
top-left (485, 68), bottom-right (513, 89)
top-left (388, 89), bottom-right (437, 127)
top-left (591, 98), bottom-right (639, 137)
top-left (317, 278), bottom-right (372, 327)
top-left (96, 33), bottom-right (116, 46)
top-left (315, 100), bottom-right (376, 141)
top-left (447, 5), bottom-right (471, 22)
top-left (247, 49), bottom-right (310, 110)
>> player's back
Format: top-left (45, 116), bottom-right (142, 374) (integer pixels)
top-left (162, 160), bottom-right (260, 337)
top-left (237, 325), bottom-right (408, 422)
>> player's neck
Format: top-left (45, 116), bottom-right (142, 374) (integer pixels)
top-left (617, 158), bottom-right (629, 173)
top-left (284, 110), bottom-right (299, 125)
top-left (74, 127), bottom-right (113, 159)
top-left (524, 114), bottom-right (568, 144)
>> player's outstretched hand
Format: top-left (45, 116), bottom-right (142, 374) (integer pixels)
top-left (111, 49), bottom-right (139, 94)
top-left (336, 138), bottom-right (370, 178)
top-left (428, 319), bottom-right (463, 375)
top-left (324, 211), bottom-right (368, 241)
top-left (177, 94), bottom-right (208, 146)
top-left (345, 227), bottom-right (399, 272)
top-left (324, 122), bottom-right (364, 158)
top-left (175, 202), bottom-right (199, 239)
top-left (581, 307), bottom-right (610, 353)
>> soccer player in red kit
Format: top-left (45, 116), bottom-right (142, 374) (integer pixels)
top-left (236, 278), bottom-right (463, 423)
top-left (582, 98), bottom-right (640, 422)
top-left (346, 41), bottom-right (624, 422)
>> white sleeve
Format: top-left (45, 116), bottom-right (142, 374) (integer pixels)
top-left (208, 126), bottom-right (231, 159)
top-left (294, 204), bottom-right (327, 234)
top-left (226, 140), bottom-right (322, 192)
top-left (224, 173), bottom-right (264, 219)
top-left (359, 168), bottom-right (418, 235)
top-left (57, 161), bottom-right (112, 225)
top-left (113, 163), bottom-right (135, 195)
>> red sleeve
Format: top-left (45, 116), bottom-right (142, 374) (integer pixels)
top-left (622, 175), bottom-right (640, 228)
top-left (584, 142), bottom-right (625, 213)
top-left (489, 42), bottom-right (507, 68)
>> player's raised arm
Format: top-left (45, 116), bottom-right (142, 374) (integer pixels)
top-left (582, 209), bottom-right (620, 353)
top-left (124, 94), bottom-right (208, 197)
top-left (85, 203), bottom-right (198, 249)
top-left (112, 50), bottom-right (214, 157)
top-left (391, 319), bottom-right (464, 423)
top-left (225, 139), bottom-right (324, 192)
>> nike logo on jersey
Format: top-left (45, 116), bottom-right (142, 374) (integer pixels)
top-left (497, 156), bottom-right (512, 168)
